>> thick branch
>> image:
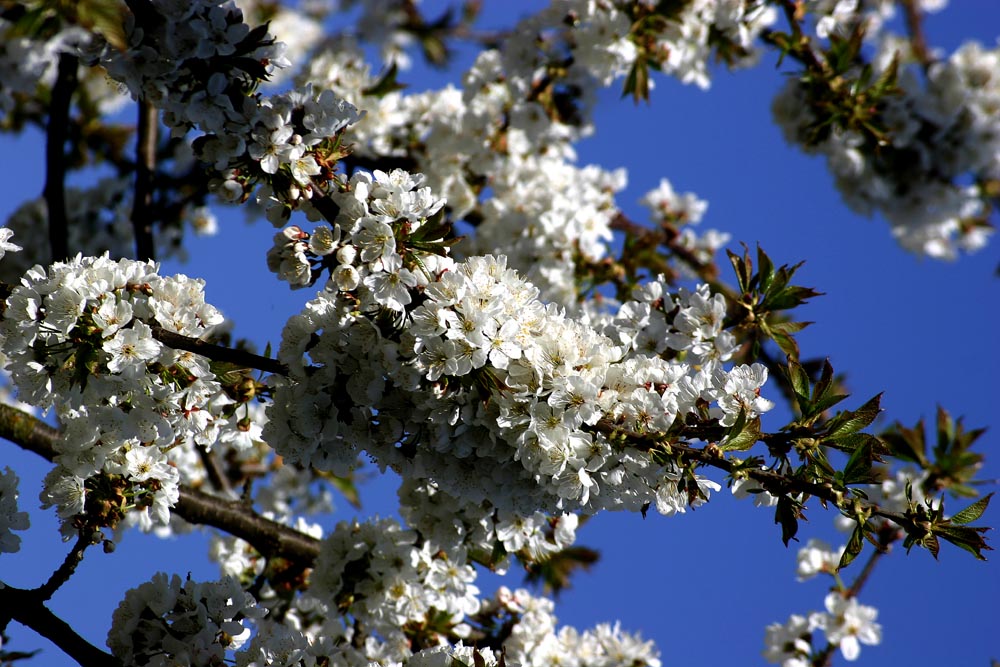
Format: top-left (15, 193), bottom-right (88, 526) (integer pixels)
top-left (0, 404), bottom-right (320, 565)
top-left (131, 101), bottom-right (159, 262)
top-left (0, 583), bottom-right (123, 667)
top-left (44, 52), bottom-right (78, 263)
top-left (175, 486), bottom-right (321, 563)
top-left (150, 325), bottom-right (289, 376)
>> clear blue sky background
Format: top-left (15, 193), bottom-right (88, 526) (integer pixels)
top-left (2, 2), bottom-right (998, 665)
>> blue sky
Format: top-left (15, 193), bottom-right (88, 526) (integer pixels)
top-left (2, 2), bottom-right (999, 665)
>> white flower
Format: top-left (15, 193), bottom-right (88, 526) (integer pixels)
top-left (40, 468), bottom-right (86, 520)
top-left (44, 286), bottom-right (87, 335)
top-left (103, 321), bottom-right (162, 376)
top-left (0, 227), bottom-right (22, 259)
top-left (763, 613), bottom-right (816, 666)
top-left (289, 152), bottom-right (321, 185)
top-left (249, 124), bottom-right (294, 174)
top-left (796, 539), bottom-right (844, 580)
top-left (355, 217), bottom-right (397, 264)
top-left (818, 592), bottom-right (882, 661)
top-left (364, 262), bottom-right (417, 311)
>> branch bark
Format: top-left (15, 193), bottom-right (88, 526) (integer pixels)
top-left (0, 583), bottom-right (123, 667)
top-left (150, 325), bottom-right (289, 376)
top-left (0, 404), bottom-right (320, 566)
top-left (900, 0), bottom-right (934, 72)
top-left (44, 52), bottom-right (78, 263)
top-left (590, 418), bottom-right (915, 530)
top-left (131, 101), bottom-right (159, 262)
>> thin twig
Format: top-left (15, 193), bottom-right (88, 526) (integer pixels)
top-left (846, 523), bottom-right (899, 597)
top-left (197, 444), bottom-right (236, 497)
top-left (150, 325), bottom-right (289, 376)
top-left (36, 534), bottom-right (93, 602)
top-left (132, 100), bottom-right (159, 261)
top-left (899, 0), bottom-right (934, 73)
top-left (44, 53), bottom-right (78, 263)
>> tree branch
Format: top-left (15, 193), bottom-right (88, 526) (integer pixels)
top-left (899, 0), bottom-right (934, 72)
top-left (590, 418), bottom-right (916, 529)
top-left (36, 534), bottom-right (93, 602)
top-left (131, 101), bottom-right (159, 262)
top-left (174, 485), bottom-right (321, 563)
top-left (0, 583), bottom-right (123, 667)
top-left (150, 325), bottom-right (289, 376)
top-left (0, 404), bottom-right (320, 566)
top-left (44, 52), bottom-right (78, 263)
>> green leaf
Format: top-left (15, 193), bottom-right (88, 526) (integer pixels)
top-left (726, 246), bottom-right (752, 293)
top-left (767, 326), bottom-right (800, 360)
top-left (870, 51), bottom-right (900, 96)
top-left (622, 59), bottom-right (651, 103)
top-left (951, 492), bottom-right (994, 525)
top-left (784, 357), bottom-right (811, 409)
top-left (362, 63), bottom-right (408, 98)
top-left (842, 439), bottom-right (874, 486)
top-left (933, 524), bottom-right (992, 560)
top-left (77, 0), bottom-right (128, 51)
top-left (756, 246), bottom-right (775, 294)
top-left (522, 546), bottom-right (600, 595)
top-left (775, 496), bottom-right (800, 546)
top-left (720, 415), bottom-right (761, 452)
top-left (827, 393), bottom-right (883, 438)
top-left (827, 432), bottom-right (889, 461)
top-left (838, 521), bottom-right (865, 570)
top-left (879, 417), bottom-right (928, 467)
top-left (763, 284), bottom-right (823, 312)
top-left (327, 474), bottom-right (362, 510)
top-left (924, 532), bottom-right (941, 560)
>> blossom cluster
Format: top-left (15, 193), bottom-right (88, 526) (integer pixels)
top-left (90, 0), bottom-right (362, 217)
top-left (805, 0), bottom-right (948, 41)
top-left (265, 168), bottom-right (445, 293)
top-left (639, 178), bottom-right (731, 272)
top-left (264, 198), bottom-right (773, 518)
top-left (300, 44), bottom-right (623, 307)
top-left (185, 506), bottom-right (655, 667)
top-left (294, 0), bottom-right (774, 308)
top-left (763, 537), bottom-right (883, 664)
top-left (107, 572), bottom-right (264, 667)
top-left (399, 479), bottom-right (580, 571)
top-left (506, 0), bottom-right (776, 91)
top-left (92, 0), bottom-right (287, 138)
top-left (311, 517), bottom-right (480, 644)
top-left (772, 11), bottom-right (997, 259)
top-left (489, 586), bottom-right (661, 667)
top-left (0, 16), bottom-right (127, 119)
top-left (0, 254), bottom-right (250, 533)
top-left (764, 589), bottom-right (882, 664)
top-left (214, 578), bottom-right (660, 667)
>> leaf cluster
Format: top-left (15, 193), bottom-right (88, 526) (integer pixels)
top-left (727, 245), bottom-right (821, 360)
